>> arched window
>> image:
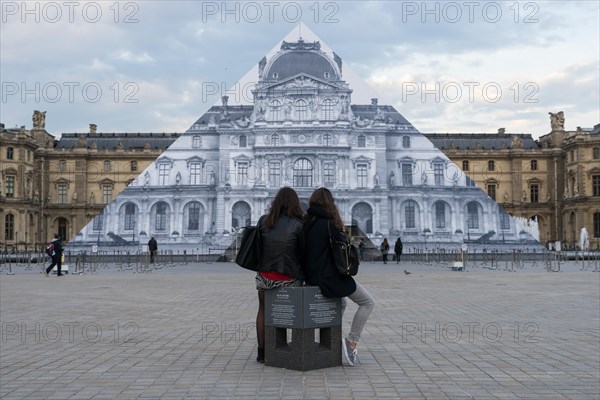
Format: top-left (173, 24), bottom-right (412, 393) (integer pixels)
top-left (352, 202), bottom-right (373, 234)
top-left (593, 147), bottom-right (600, 160)
top-left (270, 100), bottom-right (282, 121)
top-left (187, 202), bottom-right (203, 231)
top-left (295, 99), bottom-right (308, 121)
top-left (467, 202), bottom-right (479, 229)
top-left (293, 158), bottom-right (313, 187)
top-left (322, 99), bottom-right (334, 120)
top-left (7, 147), bottom-right (14, 160)
top-left (130, 161), bottom-right (138, 172)
top-left (5, 214), bottom-right (14, 240)
top-left (155, 202), bottom-right (168, 231)
top-left (405, 200), bottom-right (417, 229)
top-left (103, 160), bottom-right (111, 172)
top-left (232, 201), bottom-right (251, 229)
top-left (239, 135), bottom-right (247, 148)
top-left (124, 204), bottom-right (136, 231)
top-left (323, 134), bottom-right (332, 146)
top-left (462, 160), bottom-right (469, 171)
top-left (488, 160), bottom-right (495, 171)
top-left (435, 202), bottom-right (447, 229)
top-left (59, 160), bottom-right (67, 172)
top-left (402, 136), bottom-right (410, 148)
top-left (357, 135), bottom-right (366, 148)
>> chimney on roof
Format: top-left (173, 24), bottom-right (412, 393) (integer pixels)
top-left (221, 96), bottom-right (229, 107)
top-left (371, 98), bottom-right (378, 106)
top-left (498, 128), bottom-right (505, 134)
top-left (89, 124), bottom-right (97, 134)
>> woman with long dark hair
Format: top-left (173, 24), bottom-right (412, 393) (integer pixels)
top-left (303, 187), bottom-right (375, 366)
top-left (254, 187), bottom-right (305, 363)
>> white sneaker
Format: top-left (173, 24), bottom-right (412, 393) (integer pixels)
top-left (342, 338), bottom-right (357, 366)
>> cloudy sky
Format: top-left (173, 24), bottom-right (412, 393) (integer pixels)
top-left (1, 1), bottom-right (598, 139)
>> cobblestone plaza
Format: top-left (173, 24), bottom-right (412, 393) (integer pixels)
top-left (1, 261), bottom-right (599, 399)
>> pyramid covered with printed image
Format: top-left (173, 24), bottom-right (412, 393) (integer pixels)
top-left (70, 23), bottom-right (541, 254)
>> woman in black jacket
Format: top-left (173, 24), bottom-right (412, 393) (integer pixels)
top-left (255, 187), bottom-right (305, 363)
top-left (304, 188), bottom-right (375, 366)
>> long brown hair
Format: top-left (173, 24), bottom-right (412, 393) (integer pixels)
top-left (307, 187), bottom-right (344, 230)
top-left (264, 187), bottom-right (304, 228)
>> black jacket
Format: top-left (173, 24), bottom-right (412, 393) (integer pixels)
top-left (394, 239), bottom-right (403, 254)
top-left (257, 216), bottom-right (305, 280)
top-left (51, 238), bottom-right (63, 257)
top-left (303, 206), bottom-right (356, 298)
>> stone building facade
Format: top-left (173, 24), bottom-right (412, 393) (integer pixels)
top-left (2, 44), bottom-right (599, 252)
top-left (68, 39), bottom-right (534, 252)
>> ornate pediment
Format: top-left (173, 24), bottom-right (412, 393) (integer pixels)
top-left (155, 156), bottom-right (174, 167)
top-left (351, 155), bottom-right (373, 168)
top-left (186, 156), bottom-right (205, 167)
top-left (264, 74), bottom-right (339, 91)
top-left (397, 157), bottom-right (416, 166)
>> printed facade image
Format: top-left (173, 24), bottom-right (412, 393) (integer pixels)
top-left (68, 36), bottom-right (541, 253)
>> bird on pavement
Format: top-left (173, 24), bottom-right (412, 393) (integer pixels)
top-left (404, 270), bottom-right (411, 275)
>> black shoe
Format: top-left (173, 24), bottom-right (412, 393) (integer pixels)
top-left (57, 274), bottom-right (63, 276)
top-left (257, 348), bottom-right (264, 363)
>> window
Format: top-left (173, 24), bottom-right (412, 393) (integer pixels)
top-left (405, 201), bottom-right (416, 228)
top-left (402, 136), bottom-right (410, 148)
top-left (323, 161), bottom-right (335, 187)
top-left (270, 100), bottom-right (281, 121)
top-left (296, 100), bottom-right (307, 121)
top-left (102, 185), bottom-right (112, 204)
top-left (593, 175), bottom-right (600, 197)
top-left (237, 162), bottom-right (248, 185)
top-left (357, 135), bottom-right (366, 148)
top-left (192, 136), bottom-right (201, 148)
top-left (293, 158), bottom-right (313, 187)
top-left (59, 160), bottom-right (67, 172)
top-left (190, 162), bottom-right (202, 185)
top-left (155, 203), bottom-right (167, 230)
top-left (357, 164), bottom-right (368, 188)
top-left (93, 210), bottom-right (103, 231)
top-left (322, 99), bottom-right (334, 120)
top-left (158, 164), bottom-right (170, 186)
top-left (530, 184), bottom-right (539, 203)
top-left (5, 176), bottom-right (15, 198)
top-left (188, 202), bottom-right (201, 231)
top-left (531, 160), bottom-right (538, 171)
top-left (593, 147), bottom-right (600, 160)
top-left (124, 204), bottom-right (136, 231)
top-left (402, 163), bottom-right (413, 186)
top-left (500, 210), bottom-right (511, 230)
top-left (462, 160), bottom-right (469, 171)
top-left (488, 160), bottom-right (495, 171)
top-left (435, 202), bottom-right (446, 229)
top-left (103, 160), bottom-right (111, 172)
top-left (487, 184), bottom-right (496, 201)
top-left (271, 134), bottom-right (280, 146)
top-left (239, 135), bottom-right (247, 148)
top-left (594, 212), bottom-right (600, 238)
top-left (130, 161), bottom-right (138, 172)
top-left (434, 163), bottom-right (444, 186)
top-left (269, 161), bottom-right (281, 187)
top-left (5, 214), bottom-right (14, 240)
top-left (7, 147), bottom-right (14, 160)
top-left (467, 203), bottom-right (479, 229)
top-left (57, 184), bottom-right (68, 204)
top-left (323, 134), bottom-right (332, 146)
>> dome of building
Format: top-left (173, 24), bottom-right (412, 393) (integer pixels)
top-left (264, 40), bottom-right (340, 82)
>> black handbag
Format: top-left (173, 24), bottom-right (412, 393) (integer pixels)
top-left (327, 221), bottom-right (360, 276)
top-left (235, 217), bottom-right (263, 271)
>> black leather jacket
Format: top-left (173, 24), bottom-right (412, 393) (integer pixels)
top-left (257, 216), bottom-right (305, 280)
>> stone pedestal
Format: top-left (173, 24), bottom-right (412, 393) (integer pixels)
top-left (264, 286), bottom-right (342, 371)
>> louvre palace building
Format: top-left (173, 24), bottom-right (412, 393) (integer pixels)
top-left (2, 39), bottom-right (599, 253)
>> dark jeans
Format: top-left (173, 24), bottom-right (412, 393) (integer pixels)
top-left (46, 255), bottom-right (62, 275)
top-left (150, 250), bottom-right (157, 263)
